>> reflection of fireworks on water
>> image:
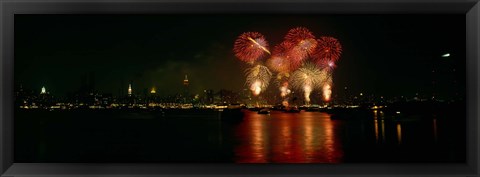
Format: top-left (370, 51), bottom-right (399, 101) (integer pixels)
top-left (290, 63), bottom-right (325, 104)
top-left (234, 32), bottom-right (270, 64)
top-left (245, 65), bottom-right (272, 96)
top-left (313, 36), bottom-right (342, 67)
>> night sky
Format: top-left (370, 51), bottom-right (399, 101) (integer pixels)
top-left (14, 14), bottom-right (466, 99)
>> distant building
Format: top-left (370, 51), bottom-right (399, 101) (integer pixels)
top-left (183, 75), bottom-right (189, 87)
top-left (203, 89), bottom-right (214, 104)
top-left (183, 75), bottom-right (190, 103)
top-left (128, 84), bottom-right (132, 96)
top-left (41, 86), bottom-right (47, 94)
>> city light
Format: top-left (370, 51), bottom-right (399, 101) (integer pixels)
top-left (442, 53), bottom-right (450, 57)
top-left (41, 86), bottom-right (46, 94)
top-left (128, 84), bottom-right (132, 95)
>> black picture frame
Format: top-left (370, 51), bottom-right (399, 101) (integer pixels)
top-left (1, 0), bottom-right (479, 176)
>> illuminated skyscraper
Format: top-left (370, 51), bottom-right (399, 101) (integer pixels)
top-left (183, 75), bottom-right (189, 103)
top-left (128, 84), bottom-right (132, 96)
top-left (183, 75), bottom-right (189, 86)
top-left (41, 86), bottom-right (46, 94)
top-left (150, 87), bottom-right (156, 94)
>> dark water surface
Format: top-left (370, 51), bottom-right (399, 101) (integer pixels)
top-left (15, 109), bottom-right (465, 163)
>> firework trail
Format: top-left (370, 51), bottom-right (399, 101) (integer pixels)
top-left (234, 32), bottom-right (271, 64)
top-left (322, 83), bottom-right (332, 102)
top-left (314, 67), bottom-right (334, 102)
top-left (320, 71), bottom-right (333, 102)
top-left (245, 65), bottom-right (273, 96)
top-left (313, 36), bottom-right (342, 67)
top-left (271, 72), bottom-right (292, 106)
top-left (289, 63), bottom-right (326, 105)
top-left (279, 81), bottom-right (291, 98)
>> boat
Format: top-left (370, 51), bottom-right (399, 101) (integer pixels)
top-left (284, 107), bottom-right (301, 113)
top-left (305, 107), bottom-right (320, 112)
top-left (258, 108), bottom-right (270, 114)
top-left (248, 107), bottom-right (262, 112)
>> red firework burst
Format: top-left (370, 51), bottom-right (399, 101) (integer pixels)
top-left (233, 32), bottom-right (270, 64)
top-left (266, 56), bottom-right (290, 73)
top-left (315, 58), bottom-right (336, 70)
top-left (284, 27), bottom-right (316, 43)
top-left (313, 36), bottom-right (342, 66)
top-left (284, 27), bottom-right (317, 62)
top-left (271, 41), bottom-right (303, 71)
top-left (287, 47), bottom-right (305, 70)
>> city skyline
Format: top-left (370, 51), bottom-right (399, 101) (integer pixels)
top-left (15, 14), bottom-right (466, 100)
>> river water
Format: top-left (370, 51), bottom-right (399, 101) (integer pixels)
top-left (15, 109), bottom-right (465, 163)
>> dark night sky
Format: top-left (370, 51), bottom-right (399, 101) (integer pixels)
top-left (14, 14), bottom-right (466, 99)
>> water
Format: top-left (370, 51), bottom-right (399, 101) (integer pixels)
top-left (14, 109), bottom-right (465, 163)
top-left (234, 111), bottom-right (343, 163)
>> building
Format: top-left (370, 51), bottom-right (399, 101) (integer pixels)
top-left (183, 75), bottom-right (190, 103)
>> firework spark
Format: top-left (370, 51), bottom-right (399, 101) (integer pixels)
top-left (279, 81), bottom-right (291, 98)
top-left (293, 38), bottom-right (317, 57)
top-left (319, 70), bottom-right (333, 102)
top-left (266, 55), bottom-right (290, 73)
top-left (233, 29), bottom-right (343, 103)
top-left (285, 27), bottom-right (316, 44)
top-left (315, 58), bottom-right (336, 73)
top-left (322, 83), bottom-right (332, 102)
top-left (272, 41), bottom-right (304, 71)
top-left (313, 36), bottom-right (342, 67)
top-left (245, 65), bottom-right (273, 96)
top-left (289, 63), bottom-right (326, 105)
top-left (284, 27), bottom-right (317, 61)
top-left (234, 32), bottom-right (270, 64)
top-left (272, 73), bottom-right (291, 105)
top-left (247, 37), bottom-right (271, 55)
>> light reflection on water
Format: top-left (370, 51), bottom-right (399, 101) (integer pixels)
top-left (396, 123), bottom-right (402, 144)
top-left (15, 108), bottom-right (463, 163)
top-left (433, 117), bottom-right (438, 142)
top-left (234, 111), bottom-right (343, 163)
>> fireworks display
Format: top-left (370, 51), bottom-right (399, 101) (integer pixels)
top-left (266, 55), bottom-right (290, 73)
top-left (245, 65), bottom-right (273, 96)
top-left (313, 36), bottom-right (342, 67)
top-left (322, 84), bottom-right (332, 102)
top-left (290, 63), bottom-right (327, 105)
top-left (233, 32), bottom-right (271, 64)
top-left (233, 27), bottom-right (343, 105)
top-left (285, 27), bottom-right (318, 62)
top-left (285, 27), bottom-right (316, 44)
